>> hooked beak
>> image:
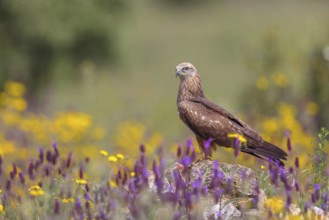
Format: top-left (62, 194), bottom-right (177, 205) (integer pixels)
top-left (175, 69), bottom-right (180, 78)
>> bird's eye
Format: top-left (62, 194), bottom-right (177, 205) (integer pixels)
top-left (183, 67), bottom-right (189, 71)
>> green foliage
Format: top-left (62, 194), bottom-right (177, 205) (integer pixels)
top-left (313, 127), bottom-right (329, 208)
top-left (0, 0), bottom-right (128, 98)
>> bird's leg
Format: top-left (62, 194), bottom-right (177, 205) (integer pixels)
top-left (188, 136), bottom-right (213, 168)
top-left (196, 136), bottom-right (213, 160)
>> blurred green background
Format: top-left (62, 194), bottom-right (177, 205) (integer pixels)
top-left (1, 0), bottom-right (329, 143)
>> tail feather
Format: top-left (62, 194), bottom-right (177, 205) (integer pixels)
top-left (241, 141), bottom-right (287, 167)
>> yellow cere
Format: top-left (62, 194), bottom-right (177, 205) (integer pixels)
top-left (227, 133), bottom-right (247, 144)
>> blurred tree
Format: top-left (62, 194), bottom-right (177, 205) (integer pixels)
top-left (0, 0), bottom-right (128, 106)
top-left (306, 46), bottom-right (329, 129)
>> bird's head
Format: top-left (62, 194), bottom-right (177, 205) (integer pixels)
top-left (175, 62), bottom-right (197, 80)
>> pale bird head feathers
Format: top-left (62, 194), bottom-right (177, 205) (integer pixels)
top-left (175, 62), bottom-right (197, 80)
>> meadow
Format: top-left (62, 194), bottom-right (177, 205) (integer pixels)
top-left (1, 0), bottom-right (329, 219)
top-left (0, 76), bottom-right (328, 219)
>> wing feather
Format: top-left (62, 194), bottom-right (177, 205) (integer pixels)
top-left (188, 97), bottom-right (263, 145)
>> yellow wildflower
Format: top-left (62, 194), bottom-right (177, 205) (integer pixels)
top-left (29, 185), bottom-right (45, 196)
top-left (306, 102), bottom-right (318, 116)
top-left (260, 165), bottom-right (266, 170)
top-left (263, 118), bottom-right (279, 133)
top-left (130, 172), bottom-right (136, 177)
top-left (114, 121), bottom-right (145, 155)
top-left (4, 81), bottom-right (26, 97)
top-left (271, 72), bottom-right (288, 87)
top-left (116, 153), bottom-right (125, 160)
top-left (0, 92), bottom-right (8, 106)
top-left (227, 133), bottom-right (247, 144)
top-left (110, 180), bottom-right (117, 187)
top-left (62, 198), bottom-right (75, 203)
top-left (256, 75), bottom-right (269, 90)
top-left (29, 185), bottom-right (41, 191)
top-left (264, 197), bottom-right (284, 214)
top-left (108, 156), bottom-right (118, 162)
top-left (0, 204), bottom-right (4, 213)
top-left (100, 150), bottom-right (108, 156)
top-left (75, 179), bottom-right (87, 185)
top-left (10, 98), bottom-right (27, 112)
top-left (285, 214), bottom-right (303, 220)
top-left (1, 111), bottom-right (21, 126)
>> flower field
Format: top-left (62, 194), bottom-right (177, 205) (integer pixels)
top-left (0, 80), bottom-right (328, 219)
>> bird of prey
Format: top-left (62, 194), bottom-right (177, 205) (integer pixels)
top-left (175, 62), bottom-right (287, 166)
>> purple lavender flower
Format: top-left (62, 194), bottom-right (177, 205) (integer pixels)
top-left (38, 147), bottom-right (44, 163)
top-left (10, 171), bottom-right (15, 180)
top-left (28, 162), bottom-right (34, 179)
top-left (6, 180), bottom-right (11, 191)
top-left (186, 138), bottom-right (193, 148)
top-left (295, 157), bottom-right (299, 169)
top-left (314, 184), bottom-right (321, 201)
top-left (140, 144), bottom-right (145, 153)
top-left (285, 130), bottom-right (292, 151)
top-left (74, 199), bottom-right (83, 219)
top-left (289, 167), bottom-right (294, 174)
top-left (311, 193), bottom-right (316, 204)
top-left (54, 199), bottom-right (60, 214)
top-left (46, 150), bottom-right (52, 163)
top-left (204, 138), bottom-right (213, 158)
top-left (173, 211), bottom-right (183, 220)
top-left (322, 192), bottom-right (328, 212)
top-left (52, 142), bottom-right (59, 157)
top-left (214, 188), bottom-right (224, 203)
top-left (191, 176), bottom-right (202, 190)
top-left (122, 171), bottom-right (128, 186)
top-left (12, 163), bottom-right (17, 175)
top-left (179, 155), bottom-right (192, 168)
top-left (19, 172), bottom-right (25, 184)
top-left (294, 182), bottom-right (300, 192)
top-left (79, 166), bottom-right (84, 179)
top-left (185, 143), bottom-right (191, 155)
top-left (177, 145), bottom-right (182, 157)
top-left (66, 152), bottom-right (72, 168)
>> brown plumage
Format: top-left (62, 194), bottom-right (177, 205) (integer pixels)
top-left (176, 62), bottom-right (287, 166)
